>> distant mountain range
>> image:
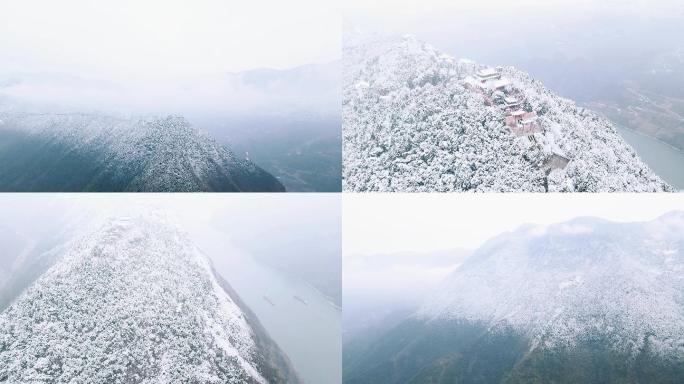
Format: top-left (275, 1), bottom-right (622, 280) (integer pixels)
top-left (343, 212), bottom-right (684, 383)
top-left (0, 216), bottom-right (299, 383)
top-left (0, 111), bottom-right (284, 192)
top-left (343, 34), bottom-right (673, 192)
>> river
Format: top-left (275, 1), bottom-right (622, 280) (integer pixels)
top-left (616, 126), bottom-right (684, 191)
top-left (190, 225), bottom-right (342, 384)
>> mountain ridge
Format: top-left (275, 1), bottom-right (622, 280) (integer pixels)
top-left (0, 110), bottom-right (285, 192)
top-left (343, 34), bottom-right (673, 192)
top-left (343, 212), bottom-right (684, 383)
top-left (0, 216), bottom-right (298, 383)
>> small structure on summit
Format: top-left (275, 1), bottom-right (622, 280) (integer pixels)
top-left (491, 78), bottom-right (511, 91)
top-left (492, 90), bottom-right (506, 104)
top-left (463, 76), bottom-right (483, 91)
top-left (509, 110), bottom-right (525, 119)
top-left (506, 110), bottom-right (541, 136)
top-left (464, 66), bottom-right (544, 139)
top-left (520, 112), bottom-right (538, 128)
top-left (545, 152), bottom-right (571, 171)
top-left (504, 96), bottom-right (520, 109)
top-left (475, 67), bottom-right (501, 82)
top-left (505, 115), bottom-right (518, 128)
top-left (465, 67), bottom-right (510, 94)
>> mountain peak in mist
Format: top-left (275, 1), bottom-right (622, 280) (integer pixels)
top-left (344, 212), bottom-right (684, 383)
top-left (421, 212), bottom-right (684, 353)
top-left (0, 109), bottom-right (285, 192)
top-left (0, 216), bottom-right (299, 383)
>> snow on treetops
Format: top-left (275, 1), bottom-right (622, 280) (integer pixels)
top-left (343, 33), bottom-right (673, 192)
top-left (417, 213), bottom-right (684, 356)
top-left (0, 216), bottom-right (267, 383)
top-left (0, 108), bottom-right (285, 192)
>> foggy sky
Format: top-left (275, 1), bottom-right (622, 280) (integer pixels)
top-left (343, 194), bottom-right (684, 256)
top-left (344, 0), bottom-right (684, 37)
top-left (0, 0), bottom-right (340, 78)
top-left (0, 1), bottom-right (341, 117)
top-left (342, 193), bottom-right (684, 337)
top-left (0, 193), bottom-right (340, 278)
top-left (343, 0), bottom-right (684, 104)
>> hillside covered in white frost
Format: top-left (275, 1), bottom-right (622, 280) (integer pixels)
top-left (0, 106), bottom-right (285, 192)
top-left (0, 216), bottom-right (298, 383)
top-left (343, 34), bottom-right (673, 192)
top-left (420, 212), bottom-right (684, 356)
top-left (343, 212), bottom-right (684, 384)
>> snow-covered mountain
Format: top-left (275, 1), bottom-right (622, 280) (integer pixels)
top-left (343, 212), bottom-right (684, 383)
top-left (0, 109), bottom-right (285, 192)
top-left (421, 212), bottom-right (684, 353)
top-left (0, 61), bottom-right (341, 192)
top-left (0, 216), bottom-right (298, 383)
top-left (343, 34), bottom-right (673, 192)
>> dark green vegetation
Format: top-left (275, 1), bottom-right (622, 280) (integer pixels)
top-left (0, 116), bottom-right (285, 192)
top-left (344, 319), bottom-right (528, 384)
top-left (343, 319), bottom-right (684, 384)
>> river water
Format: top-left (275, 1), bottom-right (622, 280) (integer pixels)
top-left (616, 126), bottom-right (684, 191)
top-left (190, 225), bottom-right (342, 384)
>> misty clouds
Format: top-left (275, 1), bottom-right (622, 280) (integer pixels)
top-left (0, 0), bottom-right (340, 77)
top-left (0, 61), bottom-right (340, 120)
top-left (0, 0), bottom-right (341, 128)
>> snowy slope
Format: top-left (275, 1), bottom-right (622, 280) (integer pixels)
top-left (343, 34), bottom-right (673, 192)
top-left (0, 216), bottom-right (297, 383)
top-left (419, 212), bottom-right (684, 356)
top-left (343, 213), bottom-right (684, 384)
top-left (0, 110), bottom-right (285, 192)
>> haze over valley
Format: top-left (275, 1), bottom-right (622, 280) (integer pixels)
top-left (0, 0), bottom-right (341, 191)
